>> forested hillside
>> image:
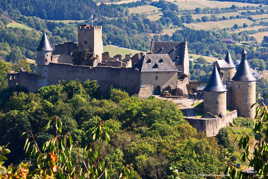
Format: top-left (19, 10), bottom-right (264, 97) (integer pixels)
top-left (0, 0), bottom-right (125, 19)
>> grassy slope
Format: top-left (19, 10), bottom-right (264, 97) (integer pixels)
top-left (104, 45), bottom-right (143, 56)
top-left (6, 21), bottom-right (34, 31)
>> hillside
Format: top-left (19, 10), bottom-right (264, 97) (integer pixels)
top-left (0, 0), bottom-right (267, 84)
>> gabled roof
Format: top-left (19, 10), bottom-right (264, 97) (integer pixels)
top-left (150, 41), bottom-right (188, 65)
top-left (204, 64), bottom-right (227, 92)
top-left (232, 50), bottom-right (256, 82)
top-left (37, 32), bottom-right (53, 52)
top-left (141, 54), bottom-right (177, 72)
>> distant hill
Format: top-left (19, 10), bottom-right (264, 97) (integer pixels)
top-left (0, 0), bottom-right (124, 20)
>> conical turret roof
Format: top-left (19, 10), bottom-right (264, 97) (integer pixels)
top-left (224, 51), bottom-right (235, 68)
top-left (204, 64), bottom-right (227, 92)
top-left (37, 32), bottom-right (53, 51)
top-left (232, 49), bottom-right (256, 82)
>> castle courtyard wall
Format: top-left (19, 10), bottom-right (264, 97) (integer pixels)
top-left (185, 110), bottom-right (237, 137)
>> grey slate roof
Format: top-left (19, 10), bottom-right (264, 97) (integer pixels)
top-left (216, 51), bottom-right (236, 69)
top-left (150, 41), bottom-right (188, 65)
top-left (204, 64), bottom-right (227, 92)
top-left (141, 54), bottom-right (178, 72)
top-left (37, 32), bottom-right (53, 51)
top-left (224, 51), bottom-right (235, 68)
top-left (232, 50), bottom-right (256, 82)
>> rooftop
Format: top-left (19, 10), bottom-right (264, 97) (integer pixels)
top-left (150, 41), bottom-right (188, 65)
top-left (37, 32), bottom-right (53, 52)
top-left (204, 64), bottom-right (227, 92)
top-left (141, 54), bottom-right (178, 72)
top-left (232, 50), bottom-right (256, 82)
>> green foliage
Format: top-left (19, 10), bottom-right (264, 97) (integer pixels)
top-left (226, 105), bottom-right (268, 178)
top-left (0, 80), bottom-right (227, 177)
top-left (0, 60), bottom-right (11, 90)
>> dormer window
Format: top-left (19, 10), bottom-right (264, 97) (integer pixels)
top-left (146, 59), bottom-right (152, 64)
top-left (159, 59), bottom-right (164, 64)
top-left (152, 63), bottom-right (158, 69)
top-left (158, 48), bottom-right (163, 53)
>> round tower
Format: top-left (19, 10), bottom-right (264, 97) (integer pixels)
top-left (36, 32), bottom-right (53, 65)
top-left (203, 63), bottom-right (227, 117)
top-left (232, 49), bottom-right (256, 118)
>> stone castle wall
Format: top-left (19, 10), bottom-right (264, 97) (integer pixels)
top-left (8, 72), bottom-right (41, 91)
top-left (185, 110), bottom-right (237, 137)
top-left (37, 63), bottom-right (140, 94)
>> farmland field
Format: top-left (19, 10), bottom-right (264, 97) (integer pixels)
top-left (128, 5), bottom-right (162, 21)
top-left (184, 19), bottom-right (254, 30)
top-left (191, 12), bottom-right (240, 20)
top-left (167, 0), bottom-right (258, 10)
top-left (250, 32), bottom-right (268, 43)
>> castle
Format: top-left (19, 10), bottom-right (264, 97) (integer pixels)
top-left (8, 24), bottom-right (257, 136)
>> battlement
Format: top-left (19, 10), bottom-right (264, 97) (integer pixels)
top-left (79, 24), bottom-right (102, 30)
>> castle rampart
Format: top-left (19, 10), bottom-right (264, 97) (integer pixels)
top-left (185, 110), bottom-right (237, 137)
top-left (37, 63), bottom-right (141, 94)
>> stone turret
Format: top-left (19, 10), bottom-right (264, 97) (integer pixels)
top-left (203, 64), bottom-right (227, 117)
top-left (78, 24), bottom-right (103, 65)
top-left (224, 51), bottom-right (236, 82)
top-left (37, 32), bottom-right (53, 65)
top-left (232, 49), bottom-right (256, 118)
top-left (180, 41), bottom-right (190, 77)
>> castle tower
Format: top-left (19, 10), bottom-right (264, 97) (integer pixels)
top-left (78, 24), bottom-right (103, 64)
top-left (36, 32), bottom-right (53, 65)
top-left (181, 41), bottom-right (190, 77)
top-left (223, 51), bottom-right (236, 82)
top-left (203, 64), bottom-right (227, 117)
top-left (232, 49), bottom-right (256, 118)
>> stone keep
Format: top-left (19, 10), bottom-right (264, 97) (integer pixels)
top-left (203, 64), bottom-right (227, 117)
top-left (232, 50), bottom-right (256, 118)
top-left (78, 24), bottom-right (103, 64)
top-left (37, 32), bottom-right (53, 65)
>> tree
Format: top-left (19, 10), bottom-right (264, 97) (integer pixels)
top-left (227, 104), bottom-right (268, 178)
